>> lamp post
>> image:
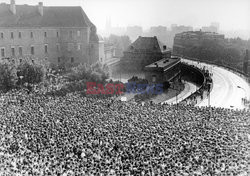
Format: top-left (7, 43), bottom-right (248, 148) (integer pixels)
top-left (237, 86), bottom-right (247, 98)
top-left (237, 86), bottom-right (248, 108)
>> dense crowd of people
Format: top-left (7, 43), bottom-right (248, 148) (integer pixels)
top-left (242, 98), bottom-right (250, 109)
top-left (0, 90), bottom-right (250, 175)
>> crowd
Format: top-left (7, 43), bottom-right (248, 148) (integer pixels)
top-left (0, 90), bottom-right (250, 175)
top-left (242, 98), bottom-right (250, 109)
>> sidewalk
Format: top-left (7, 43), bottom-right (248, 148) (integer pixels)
top-left (161, 82), bottom-right (197, 105)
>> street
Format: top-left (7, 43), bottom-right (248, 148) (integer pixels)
top-left (183, 59), bottom-right (250, 109)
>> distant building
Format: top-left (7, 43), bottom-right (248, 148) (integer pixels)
top-left (149, 26), bottom-right (167, 44)
top-left (211, 22), bottom-right (220, 29)
top-left (201, 26), bottom-right (218, 33)
top-left (150, 26), bottom-right (167, 35)
top-left (165, 25), bottom-right (193, 48)
top-left (98, 35), bottom-right (121, 66)
top-left (0, 0), bottom-right (99, 68)
top-left (121, 36), bottom-right (171, 71)
top-left (126, 26), bottom-right (143, 41)
top-left (171, 25), bottom-right (193, 34)
top-left (173, 31), bottom-right (225, 55)
top-left (201, 22), bottom-right (220, 33)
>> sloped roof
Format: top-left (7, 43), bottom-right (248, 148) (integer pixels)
top-left (0, 3), bottom-right (95, 28)
top-left (125, 36), bottom-right (162, 53)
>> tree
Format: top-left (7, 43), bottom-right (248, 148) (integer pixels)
top-left (66, 61), bottom-right (109, 83)
top-left (17, 60), bottom-right (45, 85)
top-left (0, 62), bottom-right (18, 92)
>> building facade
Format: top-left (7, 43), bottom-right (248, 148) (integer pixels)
top-left (0, 0), bottom-right (99, 68)
top-left (121, 36), bottom-right (171, 71)
top-left (173, 31), bottom-right (225, 55)
top-left (144, 57), bottom-right (181, 84)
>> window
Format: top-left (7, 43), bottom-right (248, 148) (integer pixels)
top-left (77, 43), bottom-right (81, 50)
top-left (67, 43), bottom-right (73, 51)
top-left (56, 43), bottom-right (60, 52)
top-left (71, 57), bottom-right (74, 63)
top-left (18, 32), bottom-right (21, 38)
top-left (44, 32), bottom-right (47, 38)
top-left (31, 46), bottom-right (35, 55)
top-left (30, 32), bottom-right (33, 38)
top-left (0, 32), bottom-right (3, 39)
top-left (77, 30), bottom-right (80, 37)
top-left (11, 32), bottom-right (14, 39)
top-left (11, 47), bottom-right (15, 56)
top-left (70, 31), bottom-right (73, 38)
top-left (19, 46), bottom-right (23, 56)
top-left (57, 31), bottom-right (59, 38)
top-left (1, 48), bottom-right (5, 57)
top-left (58, 57), bottom-right (61, 63)
top-left (44, 44), bottom-right (48, 53)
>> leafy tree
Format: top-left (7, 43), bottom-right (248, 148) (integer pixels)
top-left (67, 61), bottom-right (109, 83)
top-left (0, 62), bottom-right (17, 92)
top-left (17, 60), bottom-right (45, 85)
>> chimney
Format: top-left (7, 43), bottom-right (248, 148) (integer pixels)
top-left (10, 0), bottom-right (16, 15)
top-left (38, 2), bottom-right (43, 16)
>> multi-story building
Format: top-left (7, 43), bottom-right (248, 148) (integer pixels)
top-left (121, 36), bottom-right (171, 71)
top-left (173, 31), bottom-right (225, 55)
top-left (148, 26), bottom-right (167, 45)
top-left (0, 0), bottom-right (99, 68)
top-left (126, 26), bottom-right (143, 42)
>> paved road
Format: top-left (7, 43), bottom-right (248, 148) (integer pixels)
top-left (161, 82), bottom-right (196, 105)
top-left (183, 59), bottom-right (250, 110)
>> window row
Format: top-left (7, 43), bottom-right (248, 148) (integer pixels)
top-left (0, 43), bottom-right (82, 57)
top-left (0, 30), bottom-right (81, 39)
top-left (0, 45), bottom-right (52, 57)
top-left (1, 47), bottom-right (33, 57)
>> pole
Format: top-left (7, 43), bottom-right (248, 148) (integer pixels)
top-left (176, 92), bottom-right (178, 104)
top-left (208, 89), bottom-right (210, 107)
top-left (208, 83), bottom-right (211, 107)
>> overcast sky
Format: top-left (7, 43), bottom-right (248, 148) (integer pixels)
top-left (1, 0), bottom-right (250, 31)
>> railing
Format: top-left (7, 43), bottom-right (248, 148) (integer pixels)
top-left (173, 54), bottom-right (250, 83)
top-left (178, 62), bottom-right (211, 105)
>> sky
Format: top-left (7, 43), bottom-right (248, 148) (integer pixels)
top-left (1, 0), bottom-right (250, 32)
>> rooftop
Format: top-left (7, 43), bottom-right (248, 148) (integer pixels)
top-left (125, 36), bottom-right (164, 53)
top-left (145, 57), bottom-right (181, 71)
top-left (0, 1), bottom-right (94, 28)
